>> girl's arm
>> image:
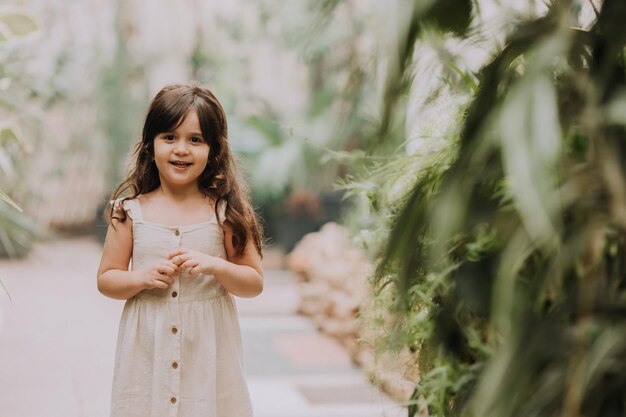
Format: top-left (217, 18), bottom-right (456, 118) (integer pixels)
top-left (217, 226), bottom-right (264, 297)
top-left (169, 225), bottom-right (264, 298)
top-left (97, 214), bottom-right (178, 300)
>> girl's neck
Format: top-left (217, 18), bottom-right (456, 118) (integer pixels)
top-left (156, 182), bottom-right (203, 202)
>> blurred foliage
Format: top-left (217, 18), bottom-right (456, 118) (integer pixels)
top-left (100, 0), bottom-right (139, 188)
top-left (229, 0), bottom-right (391, 202)
top-left (0, 6), bottom-right (39, 258)
top-left (337, 0), bottom-right (626, 416)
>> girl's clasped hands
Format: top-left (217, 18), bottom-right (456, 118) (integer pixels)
top-left (144, 249), bottom-right (223, 290)
top-left (170, 248), bottom-right (223, 276)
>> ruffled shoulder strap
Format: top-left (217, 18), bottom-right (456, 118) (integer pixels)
top-left (109, 198), bottom-right (125, 221)
top-left (109, 197), bottom-right (143, 221)
top-left (123, 198), bottom-right (143, 220)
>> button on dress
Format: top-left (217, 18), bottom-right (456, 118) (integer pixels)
top-left (109, 198), bottom-right (253, 417)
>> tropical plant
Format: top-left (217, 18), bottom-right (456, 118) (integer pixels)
top-left (0, 6), bottom-right (39, 259)
top-left (0, 125), bottom-right (37, 258)
top-left (355, 0), bottom-right (626, 416)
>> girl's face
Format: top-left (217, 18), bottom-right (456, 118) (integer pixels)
top-left (152, 109), bottom-right (210, 189)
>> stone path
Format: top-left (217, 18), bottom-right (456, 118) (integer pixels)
top-left (0, 237), bottom-right (405, 417)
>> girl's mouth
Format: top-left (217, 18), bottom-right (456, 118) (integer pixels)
top-left (170, 161), bottom-right (192, 170)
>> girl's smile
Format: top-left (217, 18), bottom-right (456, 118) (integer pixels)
top-left (170, 160), bottom-right (193, 169)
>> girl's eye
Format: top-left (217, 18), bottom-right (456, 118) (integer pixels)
top-left (163, 134), bottom-right (175, 141)
top-left (190, 136), bottom-right (204, 143)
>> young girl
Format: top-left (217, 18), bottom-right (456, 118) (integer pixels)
top-left (97, 83), bottom-right (263, 417)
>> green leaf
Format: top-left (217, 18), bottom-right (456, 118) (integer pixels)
top-left (0, 190), bottom-right (21, 212)
top-left (0, 196), bottom-right (39, 258)
top-left (0, 10), bottom-right (38, 37)
top-left (497, 74), bottom-right (560, 244)
top-left (0, 126), bottom-right (19, 144)
top-left (445, 61), bottom-right (479, 93)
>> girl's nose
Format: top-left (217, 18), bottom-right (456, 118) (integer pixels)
top-left (173, 140), bottom-right (189, 154)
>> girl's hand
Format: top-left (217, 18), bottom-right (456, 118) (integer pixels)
top-left (141, 261), bottom-right (179, 290)
top-left (169, 248), bottom-right (222, 276)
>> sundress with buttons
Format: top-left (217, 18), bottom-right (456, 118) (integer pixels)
top-left (109, 197), bottom-right (253, 417)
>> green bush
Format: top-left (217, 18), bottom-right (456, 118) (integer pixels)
top-left (344, 1), bottom-right (626, 416)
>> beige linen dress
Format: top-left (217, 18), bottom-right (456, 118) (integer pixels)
top-left (109, 198), bottom-right (253, 417)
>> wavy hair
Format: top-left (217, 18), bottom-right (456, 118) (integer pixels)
top-left (108, 83), bottom-right (263, 257)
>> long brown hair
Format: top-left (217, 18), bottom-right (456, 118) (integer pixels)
top-left (108, 82), bottom-right (263, 257)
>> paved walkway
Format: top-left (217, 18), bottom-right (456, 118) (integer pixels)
top-left (0, 237), bottom-right (404, 417)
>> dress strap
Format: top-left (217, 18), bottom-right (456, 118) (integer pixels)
top-left (124, 198), bottom-right (144, 220)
